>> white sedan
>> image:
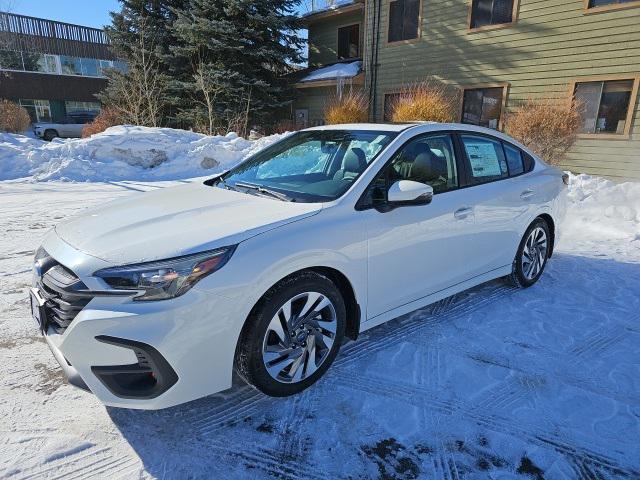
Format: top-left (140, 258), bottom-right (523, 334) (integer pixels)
top-left (30, 123), bottom-right (567, 409)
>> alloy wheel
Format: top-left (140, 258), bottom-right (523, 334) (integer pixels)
top-left (521, 227), bottom-right (548, 281)
top-left (262, 291), bottom-right (337, 384)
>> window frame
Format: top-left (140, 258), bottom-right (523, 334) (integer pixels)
top-left (460, 83), bottom-right (510, 131)
top-left (458, 133), bottom-right (509, 185)
top-left (583, 0), bottom-right (640, 14)
top-left (386, 0), bottom-right (423, 45)
top-left (570, 74), bottom-right (640, 139)
top-left (355, 131), bottom-right (467, 211)
top-left (467, 0), bottom-right (520, 33)
top-left (455, 131), bottom-right (535, 187)
top-left (336, 22), bottom-right (362, 60)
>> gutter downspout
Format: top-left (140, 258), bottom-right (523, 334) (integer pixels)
top-left (368, 0), bottom-right (382, 121)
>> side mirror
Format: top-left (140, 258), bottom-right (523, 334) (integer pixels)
top-left (387, 180), bottom-right (434, 207)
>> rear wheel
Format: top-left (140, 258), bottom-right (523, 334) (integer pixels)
top-left (43, 129), bottom-right (58, 141)
top-left (236, 271), bottom-right (346, 397)
top-left (508, 218), bottom-right (551, 288)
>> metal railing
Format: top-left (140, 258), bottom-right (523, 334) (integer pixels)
top-left (0, 11), bottom-right (114, 60)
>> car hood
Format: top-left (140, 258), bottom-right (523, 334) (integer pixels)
top-left (55, 182), bottom-right (322, 264)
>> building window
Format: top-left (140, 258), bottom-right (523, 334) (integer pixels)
top-left (461, 85), bottom-right (507, 129)
top-left (388, 0), bottom-right (420, 43)
top-left (469, 0), bottom-right (516, 29)
top-left (19, 99), bottom-right (52, 123)
top-left (587, 0), bottom-right (640, 8)
top-left (337, 24), bottom-right (360, 59)
top-left (573, 78), bottom-right (638, 135)
top-left (384, 93), bottom-right (402, 121)
top-left (0, 49), bottom-right (120, 77)
top-left (0, 50), bottom-right (24, 70)
top-left (98, 59), bottom-right (114, 76)
top-left (81, 58), bottom-right (100, 77)
top-left (65, 101), bottom-right (101, 114)
top-left (60, 56), bottom-right (84, 76)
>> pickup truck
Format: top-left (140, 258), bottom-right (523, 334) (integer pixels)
top-left (33, 111), bottom-right (98, 141)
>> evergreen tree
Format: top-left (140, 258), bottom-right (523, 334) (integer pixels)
top-left (101, 0), bottom-right (187, 126)
top-left (102, 0), bottom-right (303, 133)
top-left (169, 0), bottom-right (303, 134)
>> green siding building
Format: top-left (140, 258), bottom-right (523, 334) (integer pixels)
top-left (294, 0), bottom-right (640, 180)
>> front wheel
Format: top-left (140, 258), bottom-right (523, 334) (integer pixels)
top-left (235, 271), bottom-right (346, 397)
top-left (43, 129), bottom-right (58, 141)
top-left (508, 218), bottom-right (551, 288)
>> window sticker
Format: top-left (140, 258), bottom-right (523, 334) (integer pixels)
top-left (465, 142), bottom-right (502, 177)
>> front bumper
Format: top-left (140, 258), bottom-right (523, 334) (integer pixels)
top-left (36, 287), bottom-right (245, 410)
top-left (42, 327), bottom-right (90, 392)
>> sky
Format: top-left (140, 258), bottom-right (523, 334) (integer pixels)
top-left (5, 0), bottom-right (120, 28)
top-left (4, 1), bottom-right (310, 29)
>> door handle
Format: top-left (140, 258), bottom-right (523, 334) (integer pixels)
top-left (454, 207), bottom-right (473, 220)
top-left (520, 189), bottom-right (535, 200)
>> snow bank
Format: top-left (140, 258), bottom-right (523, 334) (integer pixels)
top-left (560, 173), bottom-right (640, 260)
top-left (0, 126), bottom-right (288, 182)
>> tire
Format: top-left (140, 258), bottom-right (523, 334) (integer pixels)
top-left (236, 271), bottom-right (346, 397)
top-left (508, 218), bottom-right (551, 288)
top-left (44, 130), bottom-right (58, 141)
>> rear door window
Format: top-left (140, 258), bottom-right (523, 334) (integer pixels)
top-left (460, 134), bottom-right (508, 184)
top-left (523, 152), bottom-right (535, 173)
top-left (503, 142), bottom-right (524, 176)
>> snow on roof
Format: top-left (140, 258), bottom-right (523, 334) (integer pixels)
top-left (301, 0), bottom-right (358, 18)
top-left (299, 61), bottom-right (362, 83)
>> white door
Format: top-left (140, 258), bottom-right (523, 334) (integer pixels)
top-left (456, 134), bottom-right (531, 272)
top-left (362, 133), bottom-right (478, 319)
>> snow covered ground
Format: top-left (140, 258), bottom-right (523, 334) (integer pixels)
top-left (1, 129), bottom-right (639, 479)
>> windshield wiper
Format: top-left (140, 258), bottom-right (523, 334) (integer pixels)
top-left (217, 177), bottom-right (240, 192)
top-left (235, 182), bottom-right (293, 202)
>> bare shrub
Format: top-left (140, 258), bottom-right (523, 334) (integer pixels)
top-left (0, 99), bottom-right (31, 133)
top-left (325, 91), bottom-right (369, 125)
top-left (505, 96), bottom-right (582, 165)
top-left (82, 108), bottom-right (124, 138)
top-left (271, 119), bottom-right (299, 134)
top-left (390, 81), bottom-right (459, 123)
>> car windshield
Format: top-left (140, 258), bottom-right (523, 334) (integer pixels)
top-left (216, 130), bottom-right (397, 203)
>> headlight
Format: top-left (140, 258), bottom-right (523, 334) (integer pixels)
top-left (94, 246), bottom-right (236, 301)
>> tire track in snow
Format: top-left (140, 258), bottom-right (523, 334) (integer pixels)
top-left (11, 445), bottom-right (114, 480)
top-left (205, 439), bottom-right (327, 480)
top-left (194, 386), bottom-right (266, 434)
top-left (336, 284), bottom-right (516, 369)
top-left (569, 327), bottom-right (628, 361)
top-left (333, 372), bottom-right (640, 477)
top-left (271, 388), bottom-right (319, 469)
top-left (404, 315), bottom-right (640, 407)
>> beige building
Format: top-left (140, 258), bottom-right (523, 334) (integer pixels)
top-left (294, 0), bottom-right (640, 180)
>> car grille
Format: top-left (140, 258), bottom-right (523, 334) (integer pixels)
top-left (35, 254), bottom-right (94, 334)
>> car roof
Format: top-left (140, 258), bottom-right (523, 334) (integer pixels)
top-left (305, 123), bottom-right (420, 133)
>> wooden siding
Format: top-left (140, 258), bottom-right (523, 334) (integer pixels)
top-left (308, 10), bottom-right (365, 67)
top-left (360, 0), bottom-right (640, 180)
top-left (0, 70), bottom-right (107, 102)
top-left (295, 87), bottom-right (335, 125)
